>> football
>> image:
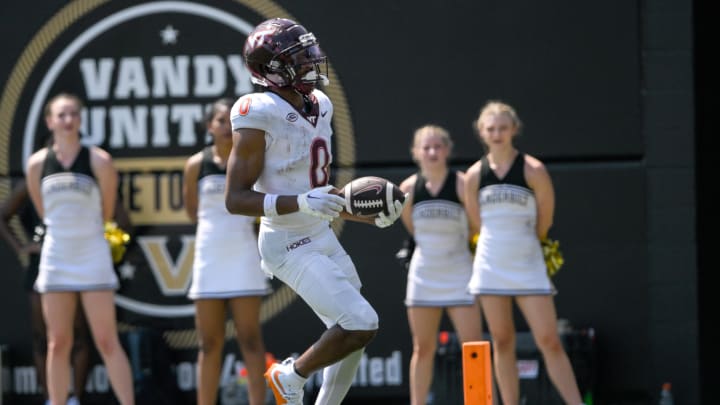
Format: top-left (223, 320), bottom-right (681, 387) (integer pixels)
top-left (339, 176), bottom-right (405, 217)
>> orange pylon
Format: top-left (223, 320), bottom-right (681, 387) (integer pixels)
top-left (462, 341), bottom-right (493, 405)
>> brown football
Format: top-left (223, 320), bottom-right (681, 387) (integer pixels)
top-left (339, 176), bottom-right (405, 216)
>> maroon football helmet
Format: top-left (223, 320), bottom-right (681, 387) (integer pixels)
top-left (243, 18), bottom-right (329, 95)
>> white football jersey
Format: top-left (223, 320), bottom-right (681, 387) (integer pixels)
top-left (230, 89), bottom-right (334, 229)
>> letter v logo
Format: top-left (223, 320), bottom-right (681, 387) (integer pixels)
top-left (137, 235), bottom-right (195, 295)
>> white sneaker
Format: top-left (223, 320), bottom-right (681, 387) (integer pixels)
top-left (264, 357), bottom-right (306, 405)
top-left (66, 395), bottom-right (80, 405)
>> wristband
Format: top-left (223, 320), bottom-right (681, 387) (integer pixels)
top-left (263, 194), bottom-right (279, 217)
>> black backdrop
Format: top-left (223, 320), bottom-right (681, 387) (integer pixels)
top-left (0, 1), bottom-right (701, 404)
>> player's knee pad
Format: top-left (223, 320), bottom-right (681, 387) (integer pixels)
top-left (337, 299), bottom-right (378, 331)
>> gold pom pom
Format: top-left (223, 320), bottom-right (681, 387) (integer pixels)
top-left (469, 232), bottom-right (479, 254)
top-left (104, 221), bottom-right (131, 264)
top-left (541, 237), bottom-right (564, 277)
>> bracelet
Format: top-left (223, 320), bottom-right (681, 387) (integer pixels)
top-left (263, 194), bottom-right (279, 217)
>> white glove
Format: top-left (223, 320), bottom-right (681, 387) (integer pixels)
top-left (297, 185), bottom-right (345, 221)
top-left (375, 194), bottom-right (408, 228)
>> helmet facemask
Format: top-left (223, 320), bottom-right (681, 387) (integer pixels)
top-left (285, 44), bottom-right (329, 95)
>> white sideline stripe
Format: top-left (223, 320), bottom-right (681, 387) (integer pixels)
top-left (115, 295), bottom-right (195, 317)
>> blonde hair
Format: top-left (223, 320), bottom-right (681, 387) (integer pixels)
top-left (473, 100), bottom-right (522, 134)
top-left (410, 124), bottom-right (454, 162)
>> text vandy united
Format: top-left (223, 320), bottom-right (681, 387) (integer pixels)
top-left (1, 1), bottom-right (356, 322)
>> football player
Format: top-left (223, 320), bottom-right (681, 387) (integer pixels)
top-left (225, 18), bottom-right (405, 405)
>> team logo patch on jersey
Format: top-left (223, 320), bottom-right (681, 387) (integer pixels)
top-left (286, 112), bottom-right (298, 122)
top-left (237, 96), bottom-right (252, 116)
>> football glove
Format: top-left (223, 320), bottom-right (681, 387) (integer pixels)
top-left (297, 185), bottom-right (345, 221)
top-left (375, 195), bottom-right (407, 228)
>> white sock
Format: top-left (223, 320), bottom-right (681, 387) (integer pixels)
top-left (314, 349), bottom-right (364, 405)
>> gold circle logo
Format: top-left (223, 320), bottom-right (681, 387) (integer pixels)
top-left (0, 0), bottom-right (356, 348)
